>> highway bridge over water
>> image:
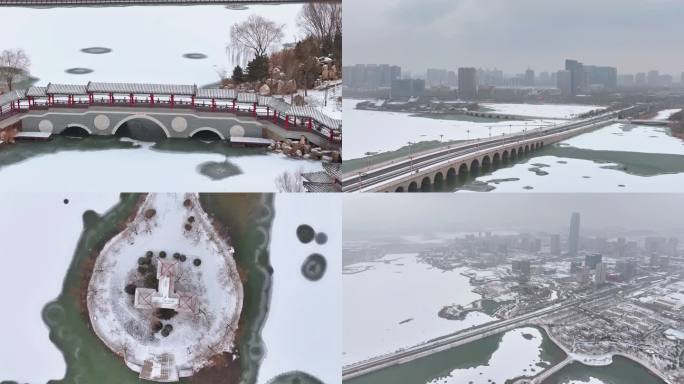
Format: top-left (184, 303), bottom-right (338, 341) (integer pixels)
top-left (0, 81), bottom-right (341, 148)
top-left (343, 280), bottom-right (663, 381)
top-left (342, 110), bottom-right (638, 192)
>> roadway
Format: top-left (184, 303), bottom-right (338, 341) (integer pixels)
top-left (343, 277), bottom-right (661, 380)
top-left (342, 112), bottom-right (621, 192)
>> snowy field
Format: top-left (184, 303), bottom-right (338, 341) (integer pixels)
top-left (561, 123), bottom-right (684, 155)
top-left (466, 155), bottom-right (684, 193)
top-left (259, 194), bottom-right (341, 384)
top-left (87, 193), bottom-right (243, 376)
top-left (300, 81), bottom-right (342, 120)
top-left (651, 108), bottom-right (682, 121)
top-left (344, 99), bottom-right (553, 160)
top-left (0, 141), bottom-right (322, 192)
top-left (3, 5), bottom-right (301, 86)
top-left (343, 253), bottom-right (494, 366)
top-left (427, 327), bottom-right (556, 384)
top-left (0, 193), bottom-right (120, 383)
top-left (480, 103), bottom-right (604, 119)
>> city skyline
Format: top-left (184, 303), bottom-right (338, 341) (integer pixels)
top-left (344, 0), bottom-right (684, 74)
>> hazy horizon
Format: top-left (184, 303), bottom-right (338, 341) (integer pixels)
top-left (344, 0), bottom-right (684, 76)
top-left (344, 194), bottom-right (684, 237)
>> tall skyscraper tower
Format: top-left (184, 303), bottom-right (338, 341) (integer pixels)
top-left (568, 212), bottom-right (580, 256)
top-left (458, 67), bottom-right (478, 99)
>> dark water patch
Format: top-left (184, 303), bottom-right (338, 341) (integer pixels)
top-left (267, 371), bottom-right (324, 384)
top-left (301, 254), bottom-right (327, 281)
top-left (315, 232), bottom-right (328, 245)
top-left (65, 67), bottom-right (93, 75)
top-left (544, 145), bottom-right (684, 176)
top-left (544, 355), bottom-right (666, 384)
top-left (456, 180), bottom-right (497, 192)
top-left (528, 166), bottom-right (549, 176)
top-left (488, 177), bottom-right (520, 184)
top-left (618, 184), bottom-right (626, 187)
top-left (297, 224), bottom-right (315, 243)
top-left (151, 138), bottom-right (266, 157)
top-left (556, 160), bottom-right (568, 164)
top-left (346, 326), bottom-right (566, 384)
top-left (63, 198), bottom-right (69, 205)
top-left (582, 175), bottom-right (591, 178)
top-left (225, 4), bottom-right (249, 10)
top-left (197, 160), bottom-right (242, 180)
top-left (81, 47), bottom-right (112, 54)
top-left (530, 163), bottom-right (550, 168)
top-left (182, 53), bottom-right (208, 60)
top-left (523, 185), bottom-right (534, 190)
top-left (0, 136), bottom-right (138, 171)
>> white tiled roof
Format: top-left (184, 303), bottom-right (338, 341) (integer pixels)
top-left (26, 86), bottom-right (47, 97)
top-left (46, 83), bottom-right (87, 95)
top-left (195, 88), bottom-right (236, 99)
top-left (88, 82), bottom-right (196, 95)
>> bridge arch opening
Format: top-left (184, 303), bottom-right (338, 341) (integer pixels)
top-left (492, 153), bottom-right (501, 169)
top-left (433, 172), bottom-right (444, 192)
top-left (481, 156), bottom-right (491, 173)
top-left (395, 186), bottom-right (404, 193)
top-left (510, 149), bottom-right (517, 161)
top-left (113, 116), bottom-right (170, 141)
top-left (190, 128), bottom-right (224, 141)
top-left (470, 159), bottom-right (480, 178)
top-left (518, 146), bottom-right (524, 157)
top-left (446, 168), bottom-right (457, 187)
top-left (408, 181), bottom-right (418, 193)
top-left (501, 151), bottom-right (509, 164)
top-left (458, 163), bottom-right (469, 182)
top-left (524, 144), bottom-right (530, 155)
top-left (60, 125), bottom-right (91, 138)
top-left (420, 177), bottom-right (432, 192)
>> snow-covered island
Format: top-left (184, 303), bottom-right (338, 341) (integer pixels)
top-left (86, 193), bottom-right (243, 382)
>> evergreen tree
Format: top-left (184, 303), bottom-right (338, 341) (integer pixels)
top-left (246, 55), bottom-right (270, 83)
top-left (231, 65), bottom-right (245, 83)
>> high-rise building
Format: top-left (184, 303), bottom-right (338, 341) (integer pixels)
top-left (648, 70), bottom-right (660, 86)
top-left (557, 70), bottom-right (572, 97)
top-left (458, 67), bottom-right (478, 99)
top-left (618, 74), bottom-right (634, 87)
top-left (585, 253), bottom-right (603, 270)
top-left (565, 59), bottom-right (585, 95)
top-left (594, 262), bottom-right (607, 285)
top-left (635, 72), bottom-right (647, 86)
top-left (585, 65), bottom-right (618, 91)
top-left (391, 78), bottom-right (425, 98)
top-left (342, 64), bottom-right (402, 90)
top-left (524, 68), bottom-right (535, 86)
top-left (550, 234), bottom-right (561, 256)
top-left (568, 212), bottom-right (580, 256)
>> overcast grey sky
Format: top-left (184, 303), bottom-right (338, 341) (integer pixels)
top-left (344, 0), bottom-right (684, 75)
top-left (344, 194), bottom-right (684, 235)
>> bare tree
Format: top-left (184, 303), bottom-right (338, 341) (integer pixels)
top-left (275, 168), bottom-right (306, 192)
top-left (228, 15), bottom-right (285, 65)
top-left (0, 49), bottom-right (30, 91)
top-left (297, 3), bottom-right (342, 52)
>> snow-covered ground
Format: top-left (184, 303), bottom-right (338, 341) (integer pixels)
top-left (3, 5), bottom-right (301, 86)
top-left (466, 155), bottom-right (684, 193)
top-left (299, 81), bottom-right (342, 120)
top-left (344, 99), bottom-right (554, 160)
top-left (651, 108), bottom-right (681, 121)
top-left (259, 194), bottom-right (341, 384)
top-left (561, 123), bottom-right (684, 155)
top-left (480, 103), bottom-right (604, 119)
top-left (0, 140), bottom-right (322, 192)
top-left (87, 193), bottom-right (242, 376)
top-left (427, 327), bottom-right (556, 384)
top-left (343, 253), bottom-right (495, 366)
top-left (0, 193), bottom-right (120, 383)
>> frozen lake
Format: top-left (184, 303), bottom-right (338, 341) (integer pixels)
top-left (4, 4), bottom-right (301, 86)
top-left (343, 99), bottom-right (602, 160)
top-left (0, 138), bottom-right (322, 192)
top-left (343, 253), bottom-right (494, 366)
top-left (464, 122), bottom-right (684, 192)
